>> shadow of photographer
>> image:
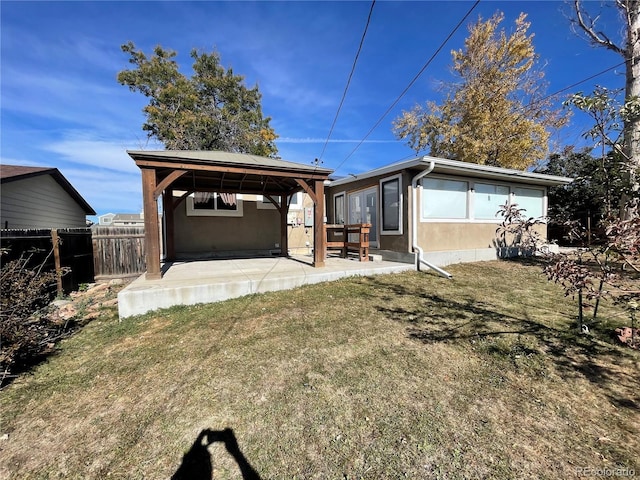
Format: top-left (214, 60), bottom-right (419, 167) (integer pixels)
top-left (171, 428), bottom-right (262, 480)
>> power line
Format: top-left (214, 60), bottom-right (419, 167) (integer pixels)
top-left (332, 0), bottom-right (481, 173)
top-left (318, 0), bottom-right (376, 163)
top-left (528, 61), bottom-right (625, 108)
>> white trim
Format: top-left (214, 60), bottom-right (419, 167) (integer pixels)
top-left (186, 193), bottom-right (244, 217)
top-left (332, 191), bottom-right (346, 224)
top-left (379, 173), bottom-right (403, 235)
top-left (329, 155), bottom-right (572, 188)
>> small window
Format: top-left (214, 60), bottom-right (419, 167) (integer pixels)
top-left (513, 187), bottom-right (544, 218)
top-left (186, 192), bottom-right (244, 217)
top-left (333, 192), bottom-right (345, 224)
top-left (422, 178), bottom-right (468, 219)
top-left (474, 183), bottom-right (510, 219)
top-left (380, 174), bottom-right (402, 234)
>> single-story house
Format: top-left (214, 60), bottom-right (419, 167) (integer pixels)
top-left (325, 155), bottom-right (572, 273)
top-left (0, 165), bottom-right (96, 229)
top-left (128, 151), bottom-right (571, 279)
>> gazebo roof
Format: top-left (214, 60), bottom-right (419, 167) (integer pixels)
top-left (127, 150), bottom-right (333, 197)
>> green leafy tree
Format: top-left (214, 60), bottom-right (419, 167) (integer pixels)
top-left (564, 86), bottom-right (640, 218)
top-left (537, 148), bottom-right (629, 240)
top-left (393, 12), bottom-right (566, 169)
top-left (118, 42), bottom-right (278, 157)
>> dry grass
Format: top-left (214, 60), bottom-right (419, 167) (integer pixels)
top-left (0, 260), bottom-right (638, 479)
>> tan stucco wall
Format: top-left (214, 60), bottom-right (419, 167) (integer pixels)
top-left (172, 193), bottom-right (315, 257)
top-left (288, 193), bottom-right (316, 254)
top-left (417, 221), bottom-right (548, 251)
top-left (326, 172), bottom-right (412, 253)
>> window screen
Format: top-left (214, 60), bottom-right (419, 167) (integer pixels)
top-left (381, 177), bottom-right (401, 232)
top-left (513, 187), bottom-right (544, 218)
top-left (422, 178), bottom-right (468, 219)
top-left (474, 183), bottom-right (510, 219)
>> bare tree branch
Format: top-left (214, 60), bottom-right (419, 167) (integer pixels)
top-left (573, 0), bottom-right (626, 55)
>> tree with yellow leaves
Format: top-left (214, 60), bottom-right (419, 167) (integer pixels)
top-left (393, 12), bottom-right (566, 170)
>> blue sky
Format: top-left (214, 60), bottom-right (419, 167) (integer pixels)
top-left (0, 1), bottom-right (625, 219)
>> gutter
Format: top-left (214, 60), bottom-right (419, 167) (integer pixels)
top-left (411, 158), bottom-right (453, 279)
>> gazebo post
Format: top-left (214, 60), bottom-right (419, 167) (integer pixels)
top-left (313, 179), bottom-right (326, 267)
top-left (280, 193), bottom-right (289, 257)
top-left (141, 167), bottom-right (162, 280)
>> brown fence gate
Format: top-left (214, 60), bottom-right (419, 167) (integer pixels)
top-left (1, 228), bottom-right (94, 294)
top-left (92, 227), bottom-right (146, 281)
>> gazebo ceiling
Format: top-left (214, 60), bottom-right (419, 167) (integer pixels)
top-left (128, 150), bottom-right (333, 196)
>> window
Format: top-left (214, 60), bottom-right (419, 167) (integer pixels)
top-left (333, 192), bottom-right (345, 224)
top-left (380, 175), bottom-right (402, 234)
top-left (422, 178), bottom-right (468, 219)
top-left (186, 192), bottom-right (243, 217)
top-left (513, 187), bottom-right (544, 218)
top-left (474, 183), bottom-right (510, 219)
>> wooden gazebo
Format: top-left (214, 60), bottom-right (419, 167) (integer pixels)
top-left (128, 150), bottom-right (333, 280)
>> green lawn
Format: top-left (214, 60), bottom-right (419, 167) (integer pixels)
top-left (1, 260), bottom-right (638, 479)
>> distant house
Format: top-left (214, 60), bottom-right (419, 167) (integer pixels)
top-left (98, 212), bottom-right (145, 227)
top-left (0, 165), bottom-right (96, 229)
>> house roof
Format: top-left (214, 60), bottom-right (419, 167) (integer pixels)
top-left (112, 213), bottom-right (143, 221)
top-left (0, 165), bottom-right (96, 215)
top-left (328, 155), bottom-right (573, 188)
top-left (127, 150), bottom-right (333, 197)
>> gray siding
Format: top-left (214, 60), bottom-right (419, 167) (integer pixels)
top-left (1, 175), bottom-right (88, 228)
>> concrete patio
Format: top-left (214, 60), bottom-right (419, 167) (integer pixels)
top-left (117, 255), bottom-right (415, 318)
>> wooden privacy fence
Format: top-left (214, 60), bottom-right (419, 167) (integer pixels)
top-left (92, 227), bottom-right (146, 281)
top-left (0, 228), bottom-right (94, 295)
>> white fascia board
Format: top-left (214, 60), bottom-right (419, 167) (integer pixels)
top-left (328, 155), bottom-right (573, 188)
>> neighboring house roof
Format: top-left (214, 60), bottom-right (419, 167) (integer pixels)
top-left (328, 155), bottom-right (573, 187)
top-left (112, 213), bottom-right (143, 221)
top-left (127, 150), bottom-right (334, 176)
top-left (1, 165), bottom-right (96, 215)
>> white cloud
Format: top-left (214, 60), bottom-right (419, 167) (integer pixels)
top-left (43, 132), bottom-right (161, 174)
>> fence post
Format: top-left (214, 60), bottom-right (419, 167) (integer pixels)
top-left (50, 229), bottom-right (63, 297)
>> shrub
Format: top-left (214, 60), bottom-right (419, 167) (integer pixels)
top-left (0, 249), bottom-right (69, 386)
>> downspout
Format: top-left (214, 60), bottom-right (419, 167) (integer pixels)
top-left (411, 158), bottom-right (453, 279)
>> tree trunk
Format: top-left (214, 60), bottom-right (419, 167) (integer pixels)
top-left (622, 0), bottom-right (640, 217)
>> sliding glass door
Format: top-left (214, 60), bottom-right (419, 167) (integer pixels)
top-left (347, 187), bottom-right (378, 247)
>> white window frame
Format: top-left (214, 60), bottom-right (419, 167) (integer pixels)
top-left (472, 182), bottom-right (512, 221)
top-left (186, 192), bottom-right (244, 217)
top-left (333, 191), bottom-right (346, 224)
top-left (420, 176), bottom-right (469, 222)
top-left (512, 186), bottom-right (546, 219)
top-left (379, 173), bottom-right (403, 235)
top-left (419, 175), bottom-right (547, 223)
